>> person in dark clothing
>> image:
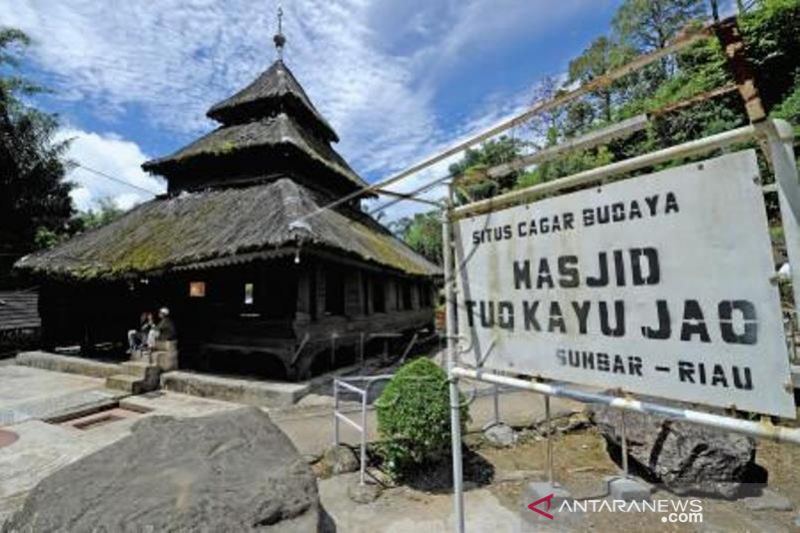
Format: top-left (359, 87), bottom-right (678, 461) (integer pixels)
top-left (155, 307), bottom-right (177, 342)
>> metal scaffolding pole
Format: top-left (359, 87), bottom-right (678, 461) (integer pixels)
top-left (443, 185), bottom-right (465, 533)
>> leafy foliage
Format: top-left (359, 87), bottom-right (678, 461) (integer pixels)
top-left (739, 0), bottom-right (800, 111)
top-left (0, 27), bottom-right (73, 286)
top-left (78, 197), bottom-right (126, 230)
top-left (503, 0), bottom-right (799, 195)
top-left (396, 210), bottom-right (443, 265)
top-left (376, 358), bottom-right (469, 479)
top-left (448, 136), bottom-right (525, 202)
top-left (613, 0), bottom-right (707, 52)
top-left (772, 80), bottom-right (800, 135)
top-left (33, 197), bottom-right (127, 250)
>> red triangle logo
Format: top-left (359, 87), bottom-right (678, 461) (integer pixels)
top-left (527, 493), bottom-right (555, 520)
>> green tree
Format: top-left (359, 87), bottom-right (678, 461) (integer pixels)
top-left (397, 210), bottom-right (443, 265)
top-left (0, 27), bottom-right (73, 286)
top-left (33, 197), bottom-right (129, 251)
top-left (567, 37), bottom-right (634, 124)
top-left (526, 75), bottom-right (568, 148)
top-left (448, 135), bottom-right (525, 202)
top-left (79, 197), bottom-right (125, 230)
top-left (772, 80), bottom-right (800, 135)
top-left (739, 0), bottom-right (800, 111)
top-left (613, 0), bottom-right (707, 87)
top-left (613, 0), bottom-right (708, 52)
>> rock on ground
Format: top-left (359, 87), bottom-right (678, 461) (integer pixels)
top-left (483, 422), bottom-right (517, 448)
top-left (3, 407), bottom-right (334, 532)
top-left (322, 444), bottom-right (360, 475)
top-left (589, 404), bottom-right (760, 497)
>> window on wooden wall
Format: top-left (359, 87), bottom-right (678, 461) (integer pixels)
top-left (325, 267), bottom-right (345, 316)
top-left (419, 282), bottom-right (432, 307)
top-left (401, 282), bottom-right (412, 311)
top-left (189, 281), bottom-right (206, 298)
top-left (361, 273), bottom-right (370, 315)
top-left (309, 270), bottom-right (318, 320)
top-left (372, 278), bottom-right (385, 313)
top-left (394, 282), bottom-right (402, 311)
top-left (244, 282), bottom-right (254, 305)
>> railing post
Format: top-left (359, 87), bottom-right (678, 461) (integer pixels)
top-left (333, 379), bottom-right (340, 446)
top-left (360, 390), bottom-right (367, 485)
top-left (492, 384), bottom-right (500, 426)
top-left (761, 120), bottom-right (800, 323)
top-left (621, 409), bottom-right (630, 478)
top-left (545, 395), bottom-right (554, 486)
top-left (443, 185), bottom-right (465, 533)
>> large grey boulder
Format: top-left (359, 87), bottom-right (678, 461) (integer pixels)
top-left (588, 404), bottom-right (760, 497)
top-left (4, 407), bottom-right (334, 532)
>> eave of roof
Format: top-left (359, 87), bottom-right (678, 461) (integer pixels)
top-left (142, 113), bottom-right (368, 191)
top-left (14, 179), bottom-right (440, 280)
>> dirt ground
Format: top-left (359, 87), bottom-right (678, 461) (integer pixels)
top-left (326, 425), bottom-right (800, 532)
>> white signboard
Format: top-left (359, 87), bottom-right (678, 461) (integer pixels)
top-left (454, 150), bottom-right (795, 417)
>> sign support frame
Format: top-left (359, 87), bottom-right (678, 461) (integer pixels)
top-left (445, 119), bottom-right (800, 532)
top-left (443, 183), bottom-right (465, 533)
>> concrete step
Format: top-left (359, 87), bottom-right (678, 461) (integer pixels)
top-left (106, 374), bottom-right (145, 394)
top-left (161, 371), bottom-right (310, 407)
top-left (120, 361), bottom-right (160, 381)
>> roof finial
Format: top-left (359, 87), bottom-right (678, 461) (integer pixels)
top-left (273, 4), bottom-right (286, 60)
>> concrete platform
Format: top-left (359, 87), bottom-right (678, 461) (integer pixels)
top-left (0, 366), bottom-right (125, 425)
top-left (161, 370), bottom-right (311, 407)
top-left (16, 351), bottom-right (122, 379)
top-left (0, 380), bottom-right (239, 525)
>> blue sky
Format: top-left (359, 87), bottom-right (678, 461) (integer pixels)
top-left (2, 0), bottom-right (622, 218)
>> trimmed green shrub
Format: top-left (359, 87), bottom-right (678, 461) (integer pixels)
top-left (376, 357), bottom-right (469, 479)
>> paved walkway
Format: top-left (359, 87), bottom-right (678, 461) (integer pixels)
top-left (0, 368), bottom-right (238, 524)
top-left (273, 386), bottom-right (580, 458)
top-left (0, 364), bottom-right (582, 528)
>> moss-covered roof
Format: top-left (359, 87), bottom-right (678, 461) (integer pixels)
top-left (142, 113), bottom-right (367, 191)
top-left (15, 178), bottom-right (440, 279)
top-left (207, 60), bottom-right (338, 142)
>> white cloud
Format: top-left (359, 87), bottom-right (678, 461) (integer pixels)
top-left (371, 82), bottom-right (537, 221)
top-left (56, 128), bottom-right (165, 212)
top-left (4, 0), bottom-right (587, 219)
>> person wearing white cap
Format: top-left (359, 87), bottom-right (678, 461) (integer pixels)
top-left (156, 307), bottom-right (177, 342)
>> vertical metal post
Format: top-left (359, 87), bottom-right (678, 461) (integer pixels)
top-left (360, 391), bottom-right (367, 485)
top-left (621, 409), bottom-right (630, 478)
top-left (333, 379), bottom-right (340, 446)
top-left (359, 332), bottom-right (365, 367)
top-left (760, 120), bottom-right (800, 379)
top-left (330, 334), bottom-right (336, 368)
top-left (443, 185), bottom-right (465, 533)
top-left (762, 121), bottom-right (800, 322)
top-left (492, 384), bottom-right (500, 426)
top-left (545, 395), bottom-right (554, 486)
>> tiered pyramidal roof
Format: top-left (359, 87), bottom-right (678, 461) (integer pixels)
top-left (15, 25), bottom-right (439, 280)
top-left (143, 59), bottom-right (369, 197)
